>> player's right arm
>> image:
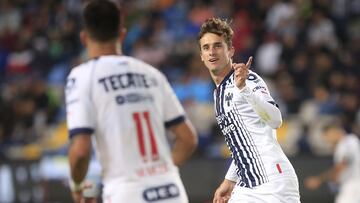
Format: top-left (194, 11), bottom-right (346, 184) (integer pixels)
top-left (213, 179), bottom-right (236, 203)
top-left (233, 57), bottom-right (282, 129)
top-left (212, 161), bottom-right (237, 203)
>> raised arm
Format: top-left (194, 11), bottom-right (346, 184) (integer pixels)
top-left (238, 84), bottom-right (282, 129)
top-left (233, 57), bottom-right (282, 129)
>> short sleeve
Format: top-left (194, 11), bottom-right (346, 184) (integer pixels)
top-left (65, 67), bottom-right (95, 138)
top-left (159, 74), bottom-right (186, 128)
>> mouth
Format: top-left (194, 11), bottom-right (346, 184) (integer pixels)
top-left (209, 58), bottom-right (219, 63)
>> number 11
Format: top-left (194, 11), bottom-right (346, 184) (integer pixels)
top-left (133, 111), bottom-right (159, 162)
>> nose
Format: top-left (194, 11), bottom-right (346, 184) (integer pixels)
top-left (209, 46), bottom-right (216, 56)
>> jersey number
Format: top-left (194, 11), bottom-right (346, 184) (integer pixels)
top-left (133, 111), bottom-right (159, 162)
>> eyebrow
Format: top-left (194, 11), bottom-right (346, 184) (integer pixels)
top-left (201, 41), bottom-right (223, 48)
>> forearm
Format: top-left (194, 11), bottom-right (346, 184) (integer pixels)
top-left (171, 140), bottom-right (195, 166)
top-left (318, 162), bottom-right (346, 183)
top-left (318, 169), bottom-right (334, 182)
top-left (68, 135), bottom-right (92, 184)
top-left (69, 146), bottom-right (90, 183)
top-left (170, 120), bottom-right (198, 166)
top-left (239, 86), bottom-right (282, 129)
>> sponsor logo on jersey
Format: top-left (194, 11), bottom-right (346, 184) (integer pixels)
top-left (98, 72), bottom-right (158, 92)
top-left (136, 162), bottom-right (169, 177)
top-left (216, 114), bottom-right (227, 123)
top-left (115, 93), bottom-right (154, 105)
top-left (65, 78), bottom-right (76, 95)
top-left (252, 86), bottom-right (267, 93)
top-left (143, 183), bottom-right (179, 202)
top-left (221, 123), bottom-right (236, 136)
top-left (225, 92), bottom-right (233, 107)
top-left (247, 73), bottom-right (260, 83)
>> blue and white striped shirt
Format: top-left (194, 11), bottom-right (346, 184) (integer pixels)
top-left (214, 70), bottom-right (297, 188)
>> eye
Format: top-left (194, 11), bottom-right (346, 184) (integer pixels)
top-left (215, 43), bottom-right (222, 48)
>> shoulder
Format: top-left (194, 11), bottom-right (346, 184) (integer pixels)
top-left (245, 70), bottom-right (270, 92)
top-left (345, 134), bottom-right (360, 148)
top-left (67, 60), bottom-right (95, 79)
top-left (65, 61), bottom-right (96, 94)
top-left (130, 57), bottom-right (169, 84)
top-left (337, 135), bottom-right (358, 153)
top-left (127, 56), bottom-right (164, 75)
top-left (246, 70), bottom-right (263, 83)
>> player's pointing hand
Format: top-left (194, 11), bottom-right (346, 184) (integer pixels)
top-left (233, 56), bottom-right (253, 90)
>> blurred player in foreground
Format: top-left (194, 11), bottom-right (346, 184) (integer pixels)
top-left (65, 1), bottom-right (198, 202)
top-left (305, 124), bottom-right (360, 203)
top-left (198, 18), bottom-right (300, 203)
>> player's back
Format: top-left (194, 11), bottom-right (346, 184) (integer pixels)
top-left (66, 55), bottom-right (184, 184)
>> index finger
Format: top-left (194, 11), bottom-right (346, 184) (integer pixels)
top-left (246, 56), bottom-right (253, 68)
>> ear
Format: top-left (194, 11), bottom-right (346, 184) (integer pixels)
top-left (229, 46), bottom-right (235, 58)
top-left (119, 28), bottom-right (127, 42)
top-left (199, 51), bottom-right (204, 62)
top-left (80, 30), bottom-right (87, 47)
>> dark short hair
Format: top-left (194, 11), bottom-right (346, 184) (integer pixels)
top-left (198, 17), bottom-right (233, 48)
top-left (83, 0), bottom-right (121, 42)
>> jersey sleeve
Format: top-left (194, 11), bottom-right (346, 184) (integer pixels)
top-left (65, 67), bottom-right (95, 138)
top-left (237, 71), bottom-right (282, 129)
top-left (225, 160), bottom-right (239, 182)
top-left (159, 73), bottom-right (186, 128)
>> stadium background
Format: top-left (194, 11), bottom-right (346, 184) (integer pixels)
top-left (0, 0), bottom-right (359, 202)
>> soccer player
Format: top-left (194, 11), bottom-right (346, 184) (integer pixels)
top-left (198, 18), bottom-right (300, 203)
top-left (65, 1), bottom-right (198, 203)
top-left (305, 124), bottom-right (360, 203)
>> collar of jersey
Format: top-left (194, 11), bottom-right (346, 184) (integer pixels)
top-left (218, 69), bottom-right (234, 87)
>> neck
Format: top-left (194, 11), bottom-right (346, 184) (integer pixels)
top-left (210, 61), bottom-right (232, 86)
top-left (87, 40), bottom-right (122, 59)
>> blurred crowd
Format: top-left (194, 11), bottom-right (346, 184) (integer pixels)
top-left (0, 0), bottom-right (359, 159)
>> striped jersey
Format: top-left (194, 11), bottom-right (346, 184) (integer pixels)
top-left (65, 55), bottom-right (186, 184)
top-left (215, 70), bottom-right (297, 188)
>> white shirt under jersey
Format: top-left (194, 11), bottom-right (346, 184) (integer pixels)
top-left (65, 55), bottom-right (186, 184)
top-left (334, 134), bottom-right (360, 187)
top-left (215, 70), bottom-right (298, 188)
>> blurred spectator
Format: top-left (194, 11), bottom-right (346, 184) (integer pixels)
top-left (307, 9), bottom-right (339, 50)
top-left (265, 0), bottom-right (298, 37)
top-left (255, 32), bottom-right (282, 77)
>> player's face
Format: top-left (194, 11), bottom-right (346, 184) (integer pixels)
top-left (199, 33), bottom-right (234, 75)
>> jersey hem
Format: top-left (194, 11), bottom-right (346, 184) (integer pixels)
top-left (69, 127), bottom-right (94, 138)
top-left (165, 115), bottom-right (185, 128)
